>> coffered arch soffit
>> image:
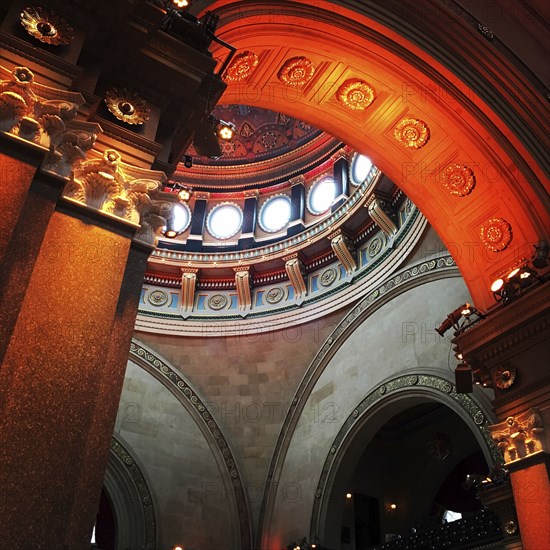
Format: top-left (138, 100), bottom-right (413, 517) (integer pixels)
top-left (200, 0), bottom-right (549, 310)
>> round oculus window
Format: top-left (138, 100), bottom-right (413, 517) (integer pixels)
top-left (351, 154), bottom-right (373, 185)
top-left (207, 203), bottom-right (243, 239)
top-left (259, 195), bottom-right (292, 232)
top-left (308, 177), bottom-right (337, 214)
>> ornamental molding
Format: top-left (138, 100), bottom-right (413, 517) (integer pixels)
top-left (20, 6), bottom-right (74, 46)
top-left (128, 341), bottom-right (252, 550)
top-left (0, 65), bottom-right (100, 177)
top-left (63, 149), bottom-right (167, 245)
top-left (224, 50), bottom-right (259, 83)
top-left (480, 217), bottom-right (512, 252)
top-left (367, 196), bottom-right (398, 236)
top-left (489, 408), bottom-right (545, 464)
top-left (336, 79), bottom-right (375, 110)
top-left (137, 210), bottom-right (431, 334)
top-left (150, 169), bottom-right (382, 268)
top-left (393, 117), bottom-right (430, 149)
top-left (277, 56), bottom-right (316, 87)
top-left (309, 374), bottom-right (500, 538)
top-left (329, 230), bottom-right (356, 276)
top-left (250, 256), bottom-right (463, 541)
top-left (441, 163), bottom-right (476, 197)
top-left (109, 435), bottom-right (157, 550)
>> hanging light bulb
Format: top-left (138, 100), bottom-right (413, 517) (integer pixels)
top-left (172, 0), bottom-right (189, 8)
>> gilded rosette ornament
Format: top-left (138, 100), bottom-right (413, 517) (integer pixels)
top-left (104, 88), bottom-right (150, 125)
top-left (494, 364), bottom-right (517, 390)
top-left (393, 117), bottom-right (430, 149)
top-left (278, 57), bottom-right (315, 87)
top-left (337, 79), bottom-right (375, 110)
top-left (20, 6), bottom-right (74, 46)
top-left (441, 164), bottom-right (475, 196)
top-left (225, 51), bottom-right (259, 83)
top-left (480, 217), bottom-right (512, 252)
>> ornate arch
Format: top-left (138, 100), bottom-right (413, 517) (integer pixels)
top-left (128, 340), bottom-right (253, 550)
top-left (104, 435), bottom-right (157, 550)
top-left (309, 373), bottom-right (500, 540)
top-left (256, 254), bottom-right (475, 546)
top-left (200, 0), bottom-right (549, 310)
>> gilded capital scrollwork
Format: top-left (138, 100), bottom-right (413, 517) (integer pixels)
top-left (490, 408), bottom-right (545, 464)
top-left (64, 149), bottom-right (167, 245)
top-left (0, 65), bottom-right (100, 177)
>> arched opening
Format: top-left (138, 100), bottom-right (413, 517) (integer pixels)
top-left (319, 399), bottom-right (499, 549)
top-left (200, 0), bottom-right (549, 310)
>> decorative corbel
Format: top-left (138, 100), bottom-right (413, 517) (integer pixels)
top-left (283, 253), bottom-right (307, 302)
top-left (328, 229), bottom-right (356, 276)
top-left (234, 266), bottom-right (252, 316)
top-left (180, 268), bottom-right (199, 318)
top-left (366, 193), bottom-right (398, 237)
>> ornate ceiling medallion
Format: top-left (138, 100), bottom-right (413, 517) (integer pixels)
top-left (494, 363), bottom-right (517, 390)
top-left (337, 79), bottom-right (375, 110)
top-left (104, 88), bottom-right (150, 125)
top-left (225, 51), bottom-right (259, 83)
top-left (441, 163), bottom-right (476, 196)
top-left (20, 6), bottom-right (74, 46)
top-left (278, 56), bottom-right (315, 87)
top-left (480, 217), bottom-right (512, 252)
top-left (393, 118), bottom-right (430, 149)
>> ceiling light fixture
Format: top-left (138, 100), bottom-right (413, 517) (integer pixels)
top-left (436, 303), bottom-right (485, 337)
top-left (171, 0), bottom-right (189, 8)
top-left (217, 119), bottom-right (236, 140)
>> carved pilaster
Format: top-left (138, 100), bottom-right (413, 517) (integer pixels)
top-left (284, 253), bottom-right (307, 300)
top-left (366, 194), bottom-right (398, 236)
top-left (180, 268), bottom-right (198, 318)
top-left (234, 266), bottom-right (252, 315)
top-left (328, 229), bottom-right (356, 276)
top-left (489, 408), bottom-right (546, 465)
top-left (64, 149), bottom-right (167, 246)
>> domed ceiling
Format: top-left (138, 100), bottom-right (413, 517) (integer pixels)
top-left (139, 104), bottom-right (425, 334)
top-left (188, 104), bottom-right (322, 165)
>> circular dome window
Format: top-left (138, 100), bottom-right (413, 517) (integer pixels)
top-left (308, 177), bottom-right (337, 214)
top-left (171, 203), bottom-right (191, 233)
top-left (351, 154), bottom-right (373, 185)
top-left (207, 203), bottom-right (243, 239)
top-left (259, 195), bottom-right (292, 232)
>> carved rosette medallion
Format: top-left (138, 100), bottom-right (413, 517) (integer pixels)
top-left (277, 57), bottom-right (315, 87)
top-left (105, 88), bottom-right (150, 125)
top-left (336, 79), bottom-right (375, 110)
top-left (367, 237), bottom-right (383, 257)
top-left (20, 6), bottom-right (74, 46)
top-left (320, 268), bottom-right (337, 287)
top-left (441, 164), bottom-right (476, 196)
top-left (148, 290), bottom-right (169, 307)
top-left (393, 118), bottom-right (430, 149)
top-left (494, 363), bottom-right (517, 390)
top-left (208, 294), bottom-right (228, 310)
top-left (225, 51), bottom-right (259, 83)
top-left (480, 217), bottom-right (512, 252)
top-left (265, 287), bottom-right (284, 304)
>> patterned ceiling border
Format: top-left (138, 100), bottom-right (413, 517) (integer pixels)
top-left (256, 254), bottom-right (463, 547)
top-left (109, 435), bottom-right (157, 550)
top-left (309, 373), bottom-right (501, 539)
top-left (128, 341), bottom-right (253, 550)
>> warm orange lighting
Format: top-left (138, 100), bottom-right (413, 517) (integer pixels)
top-left (491, 278), bottom-right (504, 292)
top-left (311, 545), bottom-right (317, 549)
top-left (346, 493), bottom-right (352, 499)
top-left (218, 120), bottom-right (236, 140)
top-left (507, 267), bottom-right (520, 279)
top-left (172, 0), bottom-right (189, 7)
top-left (165, 230), bottom-right (177, 238)
top-left (390, 503), bottom-right (397, 510)
top-left (460, 303), bottom-right (471, 315)
top-left (173, 546), bottom-right (184, 550)
top-left (520, 271), bottom-right (531, 279)
top-left (178, 188), bottom-right (191, 201)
